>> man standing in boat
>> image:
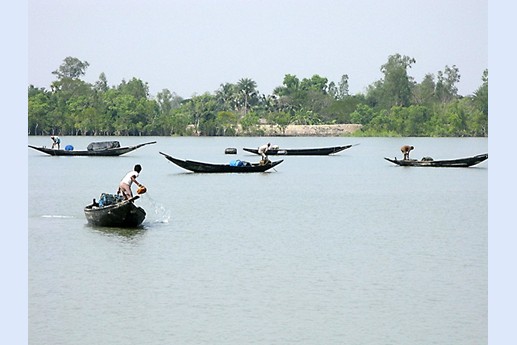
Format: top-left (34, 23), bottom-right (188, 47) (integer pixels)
top-left (400, 145), bottom-right (414, 160)
top-left (50, 135), bottom-right (61, 149)
top-left (258, 142), bottom-right (271, 164)
top-left (118, 164), bottom-right (144, 200)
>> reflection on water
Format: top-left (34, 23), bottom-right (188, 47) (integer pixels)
top-left (86, 224), bottom-right (146, 239)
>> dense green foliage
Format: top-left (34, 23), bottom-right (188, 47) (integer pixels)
top-left (28, 55), bottom-right (488, 137)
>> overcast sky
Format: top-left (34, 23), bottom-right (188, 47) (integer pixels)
top-left (29, 0), bottom-right (487, 98)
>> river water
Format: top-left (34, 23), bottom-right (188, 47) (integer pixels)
top-left (28, 136), bottom-right (487, 345)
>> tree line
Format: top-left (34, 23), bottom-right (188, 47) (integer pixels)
top-left (28, 54), bottom-right (488, 137)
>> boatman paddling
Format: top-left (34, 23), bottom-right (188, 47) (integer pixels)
top-left (118, 164), bottom-right (145, 200)
top-left (400, 145), bottom-right (414, 160)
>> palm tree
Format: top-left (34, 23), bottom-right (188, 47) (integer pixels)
top-left (215, 83), bottom-right (236, 111)
top-left (236, 78), bottom-right (258, 116)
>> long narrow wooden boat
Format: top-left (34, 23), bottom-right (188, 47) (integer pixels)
top-left (28, 140), bottom-right (156, 156)
top-left (384, 153), bottom-right (488, 168)
top-left (159, 151), bottom-right (283, 173)
top-left (242, 144), bottom-right (354, 156)
top-left (84, 195), bottom-right (146, 227)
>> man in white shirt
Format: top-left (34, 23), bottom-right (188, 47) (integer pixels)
top-left (258, 142), bottom-right (271, 162)
top-left (118, 164), bottom-right (143, 200)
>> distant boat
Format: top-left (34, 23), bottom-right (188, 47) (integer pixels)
top-left (159, 151), bottom-right (283, 173)
top-left (384, 153), bottom-right (488, 168)
top-left (84, 195), bottom-right (146, 228)
top-left (242, 144), bottom-right (354, 156)
top-left (28, 140), bottom-right (156, 156)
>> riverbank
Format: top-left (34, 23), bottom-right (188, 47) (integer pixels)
top-left (258, 124), bottom-right (362, 136)
top-left (32, 124), bottom-right (364, 137)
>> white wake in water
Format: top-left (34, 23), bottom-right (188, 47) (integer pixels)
top-left (41, 215), bottom-right (74, 218)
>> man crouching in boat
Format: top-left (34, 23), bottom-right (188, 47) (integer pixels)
top-left (50, 135), bottom-right (61, 149)
top-left (400, 145), bottom-right (414, 160)
top-left (258, 142), bottom-right (271, 165)
top-left (118, 164), bottom-right (144, 200)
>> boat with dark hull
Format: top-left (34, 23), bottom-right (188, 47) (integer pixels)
top-left (28, 140), bottom-right (156, 156)
top-left (159, 151), bottom-right (283, 173)
top-left (84, 195), bottom-right (146, 228)
top-left (242, 144), bottom-right (354, 156)
top-left (384, 153), bottom-right (488, 168)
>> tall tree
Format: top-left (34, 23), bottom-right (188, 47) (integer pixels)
top-left (328, 81), bottom-right (337, 99)
top-left (300, 74), bottom-right (328, 94)
top-left (28, 86), bottom-right (52, 135)
top-left (94, 72), bottom-right (109, 93)
top-left (118, 77), bottom-right (149, 100)
top-left (236, 78), bottom-right (258, 116)
top-left (435, 65), bottom-right (461, 103)
top-left (215, 83), bottom-right (236, 111)
top-left (273, 74), bottom-right (300, 96)
top-left (472, 69), bottom-right (488, 116)
top-left (156, 88), bottom-right (182, 115)
top-left (379, 54), bottom-right (416, 108)
top-left (337, 74), bottom-right (350, 99)
top-left (413, 73), bottom-right (436, 105)
top-left (52, 57), bottom-right (90, 80)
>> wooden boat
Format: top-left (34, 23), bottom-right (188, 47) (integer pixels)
top-left (384, 153), bottom-right (488, 168)
top-left (84, 195), bottom-right (146, 227)
top-left (159, 151), bottom-right (283, 173)
top-left (28, 140), bottom-right (156, 156)
top-left (242, 144), bottom-right (354, 156)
